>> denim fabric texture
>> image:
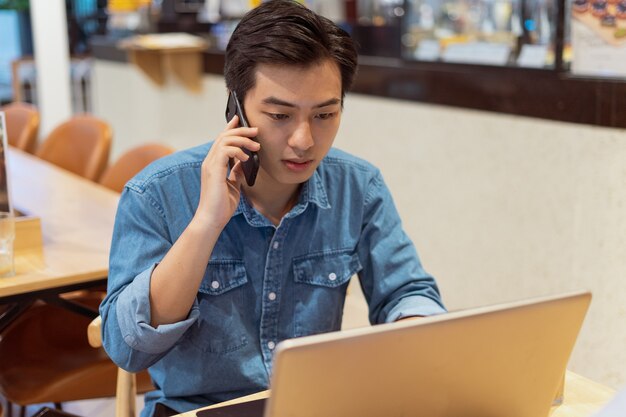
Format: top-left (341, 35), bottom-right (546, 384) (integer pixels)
top-left (100, 143), bottom-right (446, 417)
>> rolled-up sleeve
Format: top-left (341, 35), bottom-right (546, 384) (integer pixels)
top-left (115, 263), bottom-right (200, 354)
top-left (100, 185), bottom-right (199, 372)
top-left (356, 171), bottom-right (446, 324)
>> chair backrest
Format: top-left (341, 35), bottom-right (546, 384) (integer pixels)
top-left (99, 143), bottom-right (175, 193)
top-left (1, 102), bottom-right (40, 153)
top-left (36, 115), bottom-right (112, 181)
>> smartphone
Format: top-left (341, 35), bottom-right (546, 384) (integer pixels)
top-left (225, 91), bottom-right (259, 187)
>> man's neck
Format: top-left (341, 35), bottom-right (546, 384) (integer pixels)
top-left (242, 174), bottom-right (302, 226)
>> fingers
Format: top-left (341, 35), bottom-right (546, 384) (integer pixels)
top-left (202, 137), bottom-right (258, 177)
top-left (219, 128), bottom-right (259, 146)
top-left (212, 135), bottom-right (259, 170)
top-left (216, 138), bottom-right (259, 165)
top-left (220, 115), bottom-right (260, 154)
top-left (226, 114), bottom-right (239, 129)
top-left (222, 144), bottom-right (253, 164)
top-left (227, 159), bottom-right (245, 185)
top-left (216, 134), bottom-right (260, 152)
top-left (225, 115), bottom-right (258, 139)
top-left (201, 119), bottom-right (260, 179)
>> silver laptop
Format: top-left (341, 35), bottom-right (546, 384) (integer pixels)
top-left (198, 290), bottom-right (591, 417)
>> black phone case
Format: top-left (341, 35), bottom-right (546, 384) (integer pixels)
top-left (225, 92), bottom-right (259, 187)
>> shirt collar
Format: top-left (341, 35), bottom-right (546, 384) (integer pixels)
top-left (233, 169), bottom-right (331, 225)
top-left (302, 169), bottom-right (331, 210)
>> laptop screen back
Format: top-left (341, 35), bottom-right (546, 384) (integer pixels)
top-left (264, 291), bottom-right (591, 417)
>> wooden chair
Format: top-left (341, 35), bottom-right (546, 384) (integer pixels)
top-left (99, 143), bottom-right (175, 193)
top-left (0, 102), bottom-right (40, 154)
top-left (36, 115), bottom-right (112, 181)
top-left (88, 316), bottom-right (139, 417)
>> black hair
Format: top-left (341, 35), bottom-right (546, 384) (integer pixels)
top-left (224, 0), bottom-right (358, 102)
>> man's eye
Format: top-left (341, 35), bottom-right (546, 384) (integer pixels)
top-left (268, 113), bottom-right (289, 121)
top-left (317, 112), bottom-right (336, 120)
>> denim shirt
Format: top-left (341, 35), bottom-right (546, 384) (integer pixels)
top-left (100, 143), bottom-right (446, 417)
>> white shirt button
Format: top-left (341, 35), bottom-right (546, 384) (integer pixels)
top-left (211, 281), bottom-right (220, 289)
top-left (273, 241), bottom-right (280, 250)
top-left (268, 341), bottom-right (276, 350)
top-left (328, 272), bottom-right (337, 281)
top-left (268, 292), bottom-right (277, 301)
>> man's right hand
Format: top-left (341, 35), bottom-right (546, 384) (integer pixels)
top-left (149, 116), bottom-right (259, 327)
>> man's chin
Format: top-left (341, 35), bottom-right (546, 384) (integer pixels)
top-left (254, 167), bottom-right (313, 188)
top-left (277, 169), bottom-right (316, 186)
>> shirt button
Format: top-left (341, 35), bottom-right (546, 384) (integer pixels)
top-left (268, 292), bottom-right (277, 301)
top-left (268, 341), bottom-right (276, 350)
top-left (273, 241), bottom-right (280, 250)
top-left (328, 272), bottom-right (337, 281)
top-left (211, 281), bottom-right (220, 289)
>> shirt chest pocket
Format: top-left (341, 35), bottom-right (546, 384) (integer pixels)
top-left (292, 249), bottom-right (362, 337)
top-left (188, 260), bottom-right (249, 354)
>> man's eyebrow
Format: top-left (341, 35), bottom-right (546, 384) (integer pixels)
top-left (313, 98), bottom-right (341, 108)
top-left (261, 97), bottom-right (341, 109)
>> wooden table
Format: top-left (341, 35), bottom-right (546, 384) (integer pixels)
top-left (555, 372), bottom-right (616, 417)
top-left (176, 371), bottom-right (615, 417)
top-left (0, 147), bottom-right (119, 330)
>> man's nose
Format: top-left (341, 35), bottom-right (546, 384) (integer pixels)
top-left (288, 121), bottom-right (314, 152)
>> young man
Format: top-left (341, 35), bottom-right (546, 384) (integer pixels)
top-left (100, 1), bottom-right (446, 416)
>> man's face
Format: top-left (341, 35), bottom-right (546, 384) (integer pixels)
top-left (243, 59), bottom-right (342, 188)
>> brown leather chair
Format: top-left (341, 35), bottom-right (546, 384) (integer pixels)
top-left (0, 292), bottom-right (153, 417)
top-left (1, 102), bottom-right (40, 154)
top-left (36, 115), bottom-right (112, 181)
top-left (99, 144), bottom-right (175, 193)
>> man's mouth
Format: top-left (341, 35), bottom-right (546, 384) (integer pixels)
top-left (283, 159), bottom-right (313, 172)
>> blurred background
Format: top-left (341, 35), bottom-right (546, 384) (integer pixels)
top-left (0, 0), bottom-right (624, 399)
